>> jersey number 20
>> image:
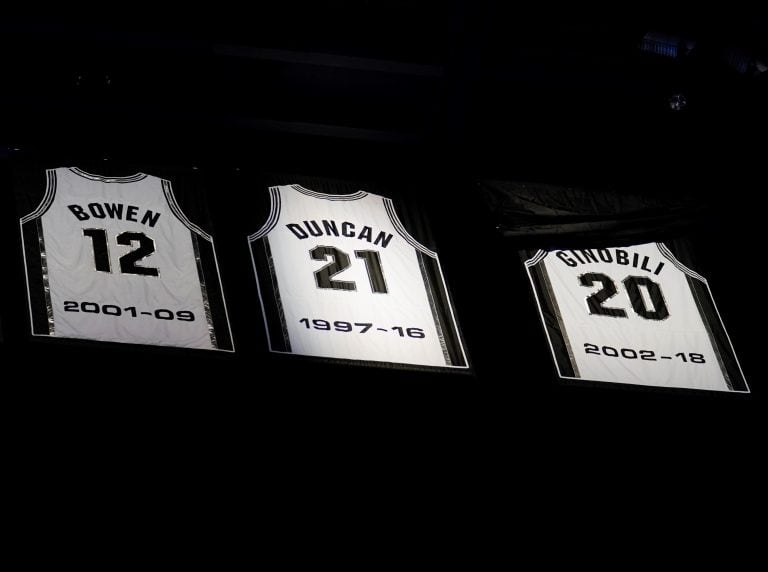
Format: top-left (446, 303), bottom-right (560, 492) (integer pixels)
top-left (580, 272), bottom-right (669, 320)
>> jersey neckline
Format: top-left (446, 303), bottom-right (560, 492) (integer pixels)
top-left (290, 183), bottom-right (368, 200)
top-left (69, 167), bottom-right (148, 182)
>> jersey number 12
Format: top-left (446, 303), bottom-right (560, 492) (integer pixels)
top-left (83, 229), bottom-right (158, 277)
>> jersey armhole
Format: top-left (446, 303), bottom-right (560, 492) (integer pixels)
top-left (655, 242), bottom-right (706, 282)
top-left (20, 168), bottom-right (57, 224)
top-left (383, 197), bottom-right (436, 257)
top-left (524, 249), bottom-right (548, 267)
top-left (161, 179), bottom-right (212, 241)
top-left (248, 186), bottom-right (281, 241)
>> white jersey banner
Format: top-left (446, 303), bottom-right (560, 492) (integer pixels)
top-left (525, 241), bottom-right (747, 392)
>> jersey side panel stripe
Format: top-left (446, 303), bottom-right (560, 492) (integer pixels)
top-left (37, 219), bottom-right (55, 335)
top-left (417, 251), bottom-right (467, 367)
top-left (21, 218), bottom-right (53, 335)
top-left (528, 257), bottom-right (579, 378)
top-left (417, 252), bottom-right (452, 366)
top-left (191, 234), bottom-right (219, 349)
top-left (196, 237), bottom-right (234, 351)
top-left (251, 236), bottom-right (291, 353)
top-left (685, 275), bottom-right (749, 392)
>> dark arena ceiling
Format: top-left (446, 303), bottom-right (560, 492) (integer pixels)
top-left (2, 5), bottom-right (765, 183)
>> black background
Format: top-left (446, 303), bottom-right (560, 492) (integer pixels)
top-left (1, 6), bottom-right (765, 480)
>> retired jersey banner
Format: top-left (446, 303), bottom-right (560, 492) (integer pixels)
top-left (248, 180), bottom-right (469, 371)
top-left (16, 166), bottom-right (234, 351)
top-left (524, 241), bottom-right (747, 392)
